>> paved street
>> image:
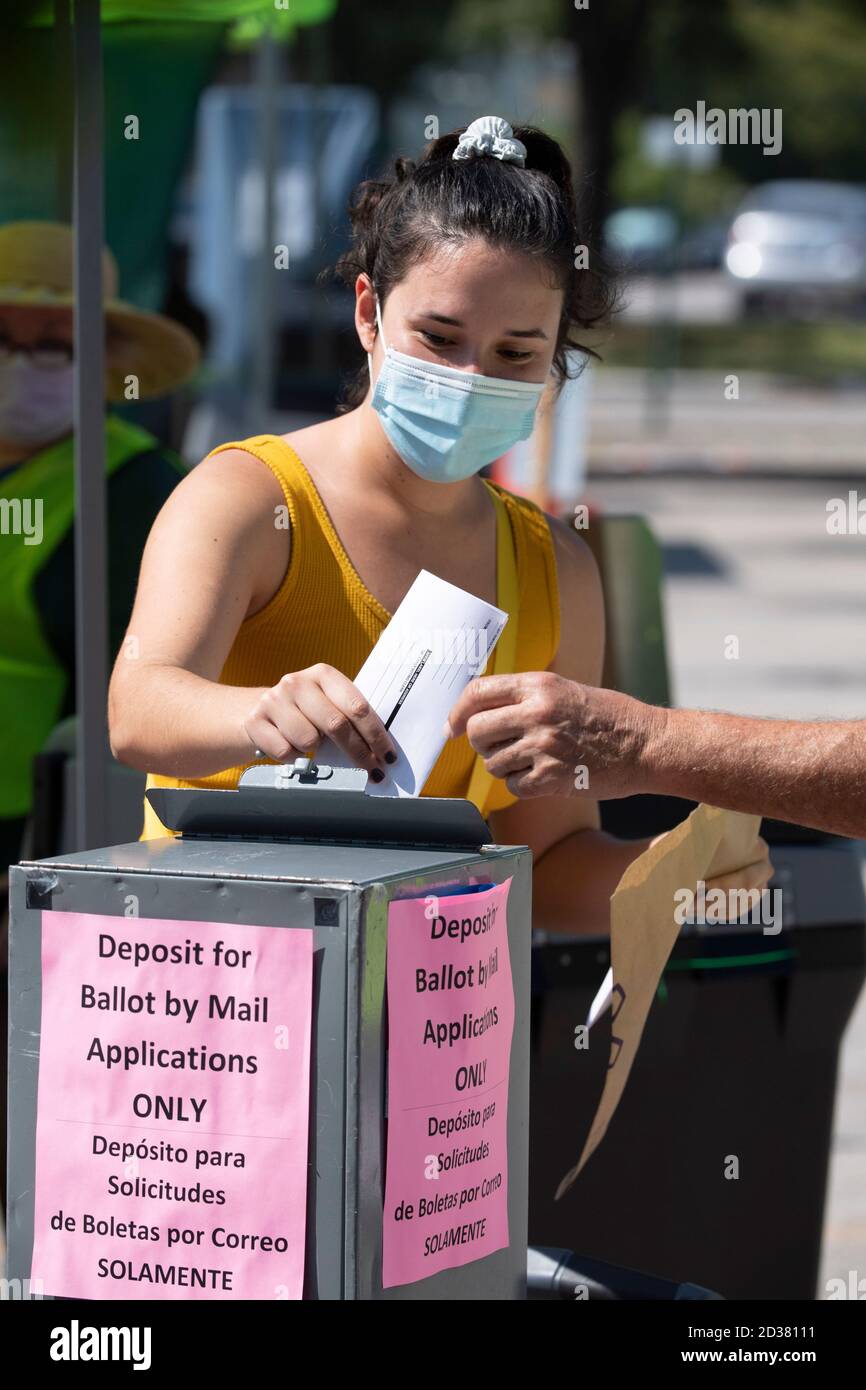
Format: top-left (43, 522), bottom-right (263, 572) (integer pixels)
top-left (619, 272), bottom-right (741, 326)
top-left (588, 368), bottom-right (866, 473)
top-left (589, 470), bottom-right (866, 1296)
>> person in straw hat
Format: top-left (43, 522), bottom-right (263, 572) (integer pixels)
top-left (0, 219), bottom-right (199, 1202)
top-left (0, 220), bottom-right (199, 850)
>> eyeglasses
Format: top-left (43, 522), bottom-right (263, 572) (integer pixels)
top-left (0, 336), bottom-right (74, 369)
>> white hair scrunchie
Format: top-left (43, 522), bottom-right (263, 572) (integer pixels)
top-left (452, 116), bottom-right (527, 168)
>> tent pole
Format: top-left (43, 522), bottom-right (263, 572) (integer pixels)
top-left (53, 0), bottom-right (73, 220)
top-left (72, 0), bottom-right (109, 850)
top-left (251, 26), bottom-right (279, 430)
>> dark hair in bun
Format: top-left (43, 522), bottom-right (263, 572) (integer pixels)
top-left (332, 124), bottom-right (616, 411)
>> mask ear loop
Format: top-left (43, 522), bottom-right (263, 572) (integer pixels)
top-left (366, 295), bottom-right (387, 389)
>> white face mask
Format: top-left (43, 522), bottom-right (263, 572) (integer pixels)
top-left (0, 353), bottom-right (75, 448)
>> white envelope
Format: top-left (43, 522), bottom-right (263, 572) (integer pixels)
top-left (317, 569), bottom-right (508, 797)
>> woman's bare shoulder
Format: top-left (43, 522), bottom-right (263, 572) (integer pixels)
top-left (176, 446), bottom-right (286, 512)
top-left (546, 512), bottom-right (601, 591)
top-left (141, 445), bottom-right (291, 616)
top-left (150, 446), bottom-right (289, 556)
top-left (545, 511), bottom-right (605, 682)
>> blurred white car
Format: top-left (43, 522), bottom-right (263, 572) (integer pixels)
top-left (724, 180), bottom-right (866, 315)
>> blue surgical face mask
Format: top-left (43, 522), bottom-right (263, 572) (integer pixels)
top-left (367, 299), bottom-right (546, 483)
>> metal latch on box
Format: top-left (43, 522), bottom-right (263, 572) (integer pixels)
top-left (239, 759), bottom-right (369, 792)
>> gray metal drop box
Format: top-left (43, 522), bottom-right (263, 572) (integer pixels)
top-left (7, 763), bottom-right (532, 1300)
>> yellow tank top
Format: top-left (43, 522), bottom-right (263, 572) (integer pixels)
top-left (141, 434), bottom-right (560, 839)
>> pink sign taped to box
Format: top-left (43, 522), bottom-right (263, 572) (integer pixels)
top-left (29, 910), bottom-right (313, 1301)
top-left (383, 878), bottom-right (514, 1288)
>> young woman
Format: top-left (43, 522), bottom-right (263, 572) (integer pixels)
top-left (108, 117), bottom-right (769, 934)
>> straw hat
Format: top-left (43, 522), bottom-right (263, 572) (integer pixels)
top-left (0, 221), bottom-right (200, 400)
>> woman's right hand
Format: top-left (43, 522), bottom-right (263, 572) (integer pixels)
top-left (243, 663), bottom-right (397, 778)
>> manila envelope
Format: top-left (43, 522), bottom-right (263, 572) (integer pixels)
top-left (556, 803), bottom-right (762, 1199)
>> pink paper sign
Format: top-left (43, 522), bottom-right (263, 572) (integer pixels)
top-left (30, 910), bottom-right (313, 1301)
top-left (383, 879), bottom-right (514, 1288)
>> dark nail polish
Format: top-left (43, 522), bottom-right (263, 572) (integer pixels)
top-left (370, 768), bottom-right (385, 783)
top-left (385, 751), bottom-right (397, 764)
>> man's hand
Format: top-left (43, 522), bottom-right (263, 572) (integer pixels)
top-left (447, 669), bottom-right (866, 840)
top-left (445, 672), bottom-right (664, 801)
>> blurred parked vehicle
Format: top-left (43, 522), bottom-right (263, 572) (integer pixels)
top-left (724, 180), bottom-right (866, 317)
top-left (676, 215), bottom-right (729, 272)
top-left (605, 208), bottom-right (727, 277)
top-left (603, 206), bottom-right (678, 274)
